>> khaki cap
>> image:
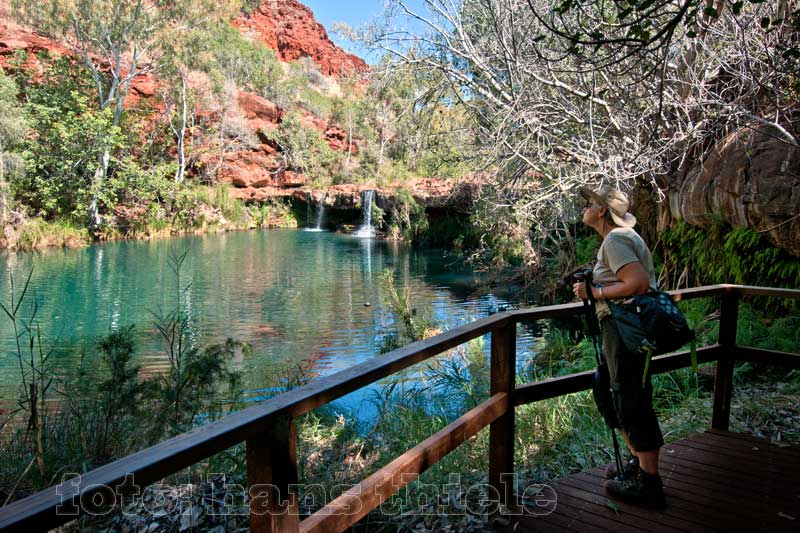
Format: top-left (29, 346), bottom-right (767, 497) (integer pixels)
top-left (579, 185), bottom-right (637, 228)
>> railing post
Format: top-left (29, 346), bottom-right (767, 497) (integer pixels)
top-left (489, 320), bottom-right (516, 512)
top-left (712, 290), bottom-right (739, 430)
top-left (247, 416), bottom-right (300, 533)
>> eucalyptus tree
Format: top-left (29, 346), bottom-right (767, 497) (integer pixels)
top-left (9, 0), bottom-right (224, 227)
top-left (0, 71), bottom-right (26, 222)
top-left (157, 1), bottom-right (243, 184)
top-left (367, 0), bottom-right (796, 273)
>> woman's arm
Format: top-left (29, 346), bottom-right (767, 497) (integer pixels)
top-left (572, 261), bottom-right (651, 301)
top-left (594, 261), bottom-right (651, 300)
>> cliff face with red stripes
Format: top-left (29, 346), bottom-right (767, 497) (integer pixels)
top-left (0, 1), bottom-right (371, 198)
top-left (233, 0), bottom-right (367, 77)
top-left (0, 1), bottom-right (366, 79)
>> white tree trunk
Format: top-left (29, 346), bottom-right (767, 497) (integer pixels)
top-left (346, 111), bottom-right (353, 166)
top-left (175, 71), bottom-right (188, 183)
top-left (89, 147), bottom-right (111, 228)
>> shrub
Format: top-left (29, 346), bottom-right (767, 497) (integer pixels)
top-left (15, 218), bottom-right (89, 250)
top-left (273, 112), bottom-right (340, 184)
top-left (386, 189), bottom-right (428, 243)
top-left (183, 23), bottom-right (281, 99)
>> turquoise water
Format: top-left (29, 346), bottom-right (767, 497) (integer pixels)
top-left (0, 230), bottom-right (542, 419)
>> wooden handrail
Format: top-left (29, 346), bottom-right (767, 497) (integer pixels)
top-left (300, 393), bottom-right (510, 533)
top-left (0, 284), bottom-right (797, 531)
top-left (513, 345), bottom-right (722, 406)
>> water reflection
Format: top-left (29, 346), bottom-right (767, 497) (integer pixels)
top-left (0, 230), bottom-right (544, 417)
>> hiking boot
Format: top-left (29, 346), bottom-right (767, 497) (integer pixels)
top-left (606, 456), bottom-right (639, 479)
top-left (605, 467), bottom-right (665, 508)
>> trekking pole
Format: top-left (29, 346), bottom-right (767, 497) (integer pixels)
top-left (576, 270), bottom-right (624, 478)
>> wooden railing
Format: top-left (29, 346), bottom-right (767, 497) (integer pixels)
top-left (1, 284), bottom-right (798, 532)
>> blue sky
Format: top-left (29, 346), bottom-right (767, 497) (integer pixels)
top-left (303, 0), bottom-right (426, 64)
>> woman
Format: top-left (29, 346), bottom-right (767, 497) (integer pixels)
top-left (572, 185), bottom-right (665, 507)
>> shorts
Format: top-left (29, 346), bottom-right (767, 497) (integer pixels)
top-left (600, 316), bottom-right (664, 452)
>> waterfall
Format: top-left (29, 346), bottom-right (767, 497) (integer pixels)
top-left (314, 200), bottom-right (325, 230)
top-left (304, 192), bottom-right (326, 232)
top-left (354, 190), bottom-right (376, 238)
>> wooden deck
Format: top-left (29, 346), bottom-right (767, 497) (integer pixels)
top-left (498, 429), bottom-right (800, 533)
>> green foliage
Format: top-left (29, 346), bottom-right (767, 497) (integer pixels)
top-left (379, 269), bottom-right (437, 352)
top-left (249, 198), bottom-right (297, 228)
top-left (14, 60), bottom-right (118, 220)
top-left (58, 326), bottom-right (151, 466)
top-left (15, 218), bottom-right (89, 251)
top-left (149, 249), bottom-right (244, 435)
top-left (386, 189), bottom-right (429, 244)
top-left (576, 233), bottom-right (601, 266)
top-left (0, 69), bottom-right (26, 195)
top-left (659, 219), bottom-right (800, 309)
top-left (182, 23), bottom-right (282, 98)
top-left (12, 58), bottom-right (170, 226)
top-left (273, 112), bottom-right (340, 184)
top-left (0, 260), bottom-right (244, 493)
top-left (467, 196), bottom-right (538, 282)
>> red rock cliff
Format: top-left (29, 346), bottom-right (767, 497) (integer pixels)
top-left (233, 0), bottom-right (368, 77)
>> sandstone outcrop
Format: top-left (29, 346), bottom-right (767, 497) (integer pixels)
top-left (291, 177), bottom-right (479, 212)
top-left (237, 91), bottom-right (284, 127)
top-left (668, 122), bottom-right (800, 256)
top-left (233, 0), bottom-right (368, 77)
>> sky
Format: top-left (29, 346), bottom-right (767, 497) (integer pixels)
top-left (302, 0), bottom-right (427, 64)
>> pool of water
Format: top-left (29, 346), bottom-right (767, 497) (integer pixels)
top-left (0, 229), bottom-right (544, 420)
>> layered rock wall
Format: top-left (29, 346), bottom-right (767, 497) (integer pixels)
top-left (233, 0), bottom-right (368, 77)
top-left (667, 122), bottom-right (800, 256)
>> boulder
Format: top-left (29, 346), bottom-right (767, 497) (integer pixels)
top-left (237, 91), bottom-right (283, 124)
top-left (670, 122), bottom-right (800, 256)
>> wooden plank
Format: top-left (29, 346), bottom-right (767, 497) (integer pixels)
top-left (664, 284), bottom-right (727, 301)
top-left (651, 460), bottom-right (798, 508)
top-left (656, 471), bottom-right (798, 532)
top-left (555, 475), bottom-right (712, 532)
top-left (701, 430), bottom-right (800, 456)
top-left (514, 346), bottom-right (720, 406)
top-left (509, 285), bottom-right (727, 324)
top-left (497, 514), bottom-right (572, 533)
top-left (658, 456), bottom-right (800, 502)
top-left (673, 440), bottom-right (799, 478)
top-left (660, 442), bottom-right (800, 487)
top-left (562, 473), bottom-right (726, 532)
top-left (519, 500), bottom-right (612, 533)
top-left (514, 370), bottom-right (595, 406)
top-left (539, 495), bottom-right (635, 533)
top-left (300, 393), bottom-right (509, 533)
top-left (577, 470), bottom-right (765, 532)
top-left (712, 291), bottom-right (738, 430)
top-left (657, 454), bottom-right (800, 505)
top-left (733, 346), bottom-right (800, 370)
top-left (600, 457), bottom-right (800, 532)
top-left (733, 286), bottom-right (800, 299)
top-left (612, 460), bottom-right (798, 531)
top-left (509, 301), bottom-right (592, 322)
top-left (247, 417), bottom-right (299, 533)
top-left (0, 312), bottom-right (511, 531)
top-left (678, 435), bottom-right (800, 473)
top-left (489, 323), bottom-right (516, 509)
top-left (551, 480), bottom-right (681, 533)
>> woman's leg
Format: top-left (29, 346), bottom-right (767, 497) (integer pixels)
top-left (637, 449), bottom-right (660, 475)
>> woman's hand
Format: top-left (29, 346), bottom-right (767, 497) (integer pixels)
top-left (573, 282), bottom-right (589, 300)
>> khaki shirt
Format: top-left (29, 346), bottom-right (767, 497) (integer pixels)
top-left (592, 227), bottom-right (658, 319)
